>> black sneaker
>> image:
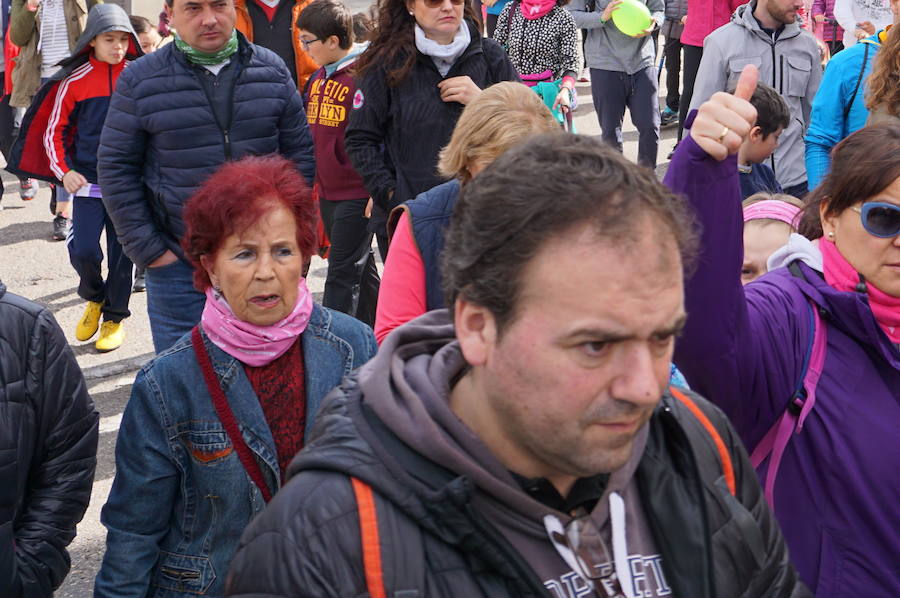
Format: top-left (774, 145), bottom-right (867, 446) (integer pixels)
top-left (661, 106), bottom-right (679, 127)
top-left (667, 142), bottom-right (679, 160)
top-left (52, 214), bottom-right (69, 241)
top-left (132, 269), bottom-right (146, 293)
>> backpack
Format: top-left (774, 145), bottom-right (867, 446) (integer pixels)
top-left (749, 262), bottom-right (828, 510)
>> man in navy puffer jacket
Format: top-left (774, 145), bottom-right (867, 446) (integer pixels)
top-left (98, 0), bottom-right (315, 353)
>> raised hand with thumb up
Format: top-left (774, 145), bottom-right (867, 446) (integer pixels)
top-left (690, 65), bottom-right (759, 161)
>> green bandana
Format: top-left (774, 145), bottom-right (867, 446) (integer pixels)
top-left (174, 30), bottom-right (239, 66)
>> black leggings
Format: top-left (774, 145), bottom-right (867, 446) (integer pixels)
top-left (677, 43), bottom-right (703, 142)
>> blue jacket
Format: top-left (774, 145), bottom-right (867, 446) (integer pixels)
top-left (98, 33), bottom-right (316, 269)
top-left (804, 31), bottom-right (881, 189)
top-left (94, 304), bottom-right (376, 597)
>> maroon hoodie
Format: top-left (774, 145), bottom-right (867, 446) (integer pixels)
top-left (305, 45), bottom-right (369, 201)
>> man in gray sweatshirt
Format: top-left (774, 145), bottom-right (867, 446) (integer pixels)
top-left (568, 0), bottom-right (664, 167)
top-left (689, 0), bottom-right (822, 197)
top-left (225, 133), bottom-right (809, 598)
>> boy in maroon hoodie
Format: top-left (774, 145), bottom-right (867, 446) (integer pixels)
top-left (298, 0), bottom-right (379, 326)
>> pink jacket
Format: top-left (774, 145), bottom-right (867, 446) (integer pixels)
top-left (680, 0), bottom-right (745, 46)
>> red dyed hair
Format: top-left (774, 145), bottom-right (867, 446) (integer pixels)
top-left (182, 155), bottom-right (317, 290)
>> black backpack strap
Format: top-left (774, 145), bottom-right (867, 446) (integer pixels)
top-left (843, 41), bottom-right (870, 120)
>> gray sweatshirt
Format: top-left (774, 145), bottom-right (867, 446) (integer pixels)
top-left (689, 1), bottom-right (822, 189)
top-left (567, 0), bottom-right (664, 74)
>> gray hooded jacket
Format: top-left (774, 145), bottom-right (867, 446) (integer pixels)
top-left (689, 2), bottom-right (822, 189)
top-left (567, 0), bottom-right (664, 74)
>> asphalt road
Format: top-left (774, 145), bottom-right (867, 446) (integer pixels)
top-left (0, 72), bottom-right (679, 597)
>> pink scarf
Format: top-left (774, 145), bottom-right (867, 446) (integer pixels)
top-left (200, 278), bottom-right (314, 366)
top-left (820, 239), bottom-right (900, 343)
top-left (520, 0), bottom-right (557, 19)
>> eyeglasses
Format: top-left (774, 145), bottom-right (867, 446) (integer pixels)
top-left (299, 36), bottom-right (322, 51)
top-left (422, 0), bottom-right (465, 8)
top-left (851, 201), bottom-right (900, 238)
top-left (544, 512), bottom-right (627, 597)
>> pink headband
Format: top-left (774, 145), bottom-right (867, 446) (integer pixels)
top-left (743, 200), bottom-right (801, 228)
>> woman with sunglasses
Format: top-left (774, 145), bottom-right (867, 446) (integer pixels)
top-left (666, 65), bottom-right (900, 597)
top-left (345, 0), bottom-right (519, 254)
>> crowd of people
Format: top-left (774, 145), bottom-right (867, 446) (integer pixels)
top-left (0, 0), bottom-right (897, 593)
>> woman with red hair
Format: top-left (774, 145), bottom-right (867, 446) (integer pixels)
top-left (95, 155), bottom-right (376, 598)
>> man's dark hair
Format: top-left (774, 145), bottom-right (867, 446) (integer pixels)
top-left (297, 0), bottom-right (353, 50)
top-left (441, 133), bottom-right (698, 333)
top-left (129, 15), bottom-right (154, 35)
top-left (748, 83), bottom-right (790, 138)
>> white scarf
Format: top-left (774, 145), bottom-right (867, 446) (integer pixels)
top-left (414, 22), bottom-right (470, 77)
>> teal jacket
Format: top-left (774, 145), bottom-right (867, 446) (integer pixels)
top-left (804, 31), bottom-right (882, 189)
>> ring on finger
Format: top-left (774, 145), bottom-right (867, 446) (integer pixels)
top-left (716, 125), bottom-right (730, 143)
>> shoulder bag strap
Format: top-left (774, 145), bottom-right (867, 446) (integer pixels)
top-left (191, 326), bottom-right (274, 503)
top-left (843, 41), bottom-right (870, 121)
top-left (351, 477), bottom-right (388, 598)
top-left (669, 387), bottom-right (737, 496)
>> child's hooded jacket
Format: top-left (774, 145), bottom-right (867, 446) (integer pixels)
top-left (6, 3), bottom-right (141, 184)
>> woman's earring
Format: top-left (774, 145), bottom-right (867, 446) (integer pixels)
top-left (827, 231), bottom-right (835, 239)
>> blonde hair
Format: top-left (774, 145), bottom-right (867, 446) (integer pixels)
top-left (438, 82), bottom-right (560, 183)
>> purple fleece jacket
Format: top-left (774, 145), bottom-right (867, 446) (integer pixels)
top-left (664, 135), bottom-right (900, 597)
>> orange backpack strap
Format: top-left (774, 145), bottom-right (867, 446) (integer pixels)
top-left (669, 387), bottom-right (737, 497)
top-left (351, 477), bottom-right (388, 598)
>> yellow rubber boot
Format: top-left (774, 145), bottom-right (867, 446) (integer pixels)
top-left (96, 321), bottom-right (125, 352)
top-left (75, 301), bottom-right (103, 341)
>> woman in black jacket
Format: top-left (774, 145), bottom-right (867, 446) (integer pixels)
top-left (344, 0), bottom-right (519, 253)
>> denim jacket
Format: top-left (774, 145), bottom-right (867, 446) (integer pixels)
top-left (94, 304), bottom-right (376, 597)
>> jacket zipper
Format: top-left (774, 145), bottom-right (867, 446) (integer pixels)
top-left (108, 63), bottom-right (113, 95)
top-left (770, 41), bottom-right (778, 175)
top-left (195, 65), bottom-right (236, 160)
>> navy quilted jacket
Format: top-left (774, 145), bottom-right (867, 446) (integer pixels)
top-left (98, 33), bottom-right (315, 269)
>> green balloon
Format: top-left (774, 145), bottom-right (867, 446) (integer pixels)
top-left (611, 0), bottom-right (652, 37)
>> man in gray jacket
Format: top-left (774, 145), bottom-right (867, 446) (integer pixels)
top-left (568, 0), bottom-right (664, 167)
top-left (689, 0), bottom-right (822, 197)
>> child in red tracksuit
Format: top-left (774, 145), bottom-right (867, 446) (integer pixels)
top-left (298, 0), bottom-right (379, 326)
top-left (8, 3), bottom-right (142, 351)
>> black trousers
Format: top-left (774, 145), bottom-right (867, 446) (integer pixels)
top-left (663, 34), bottom-right (683, 111)
top-left (677, 43), bottom-right (703, 142)
top-left (319, 198), bottom-right (380, 327)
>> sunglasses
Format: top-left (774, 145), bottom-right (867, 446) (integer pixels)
top-left (851, 201), bottom-right (900, 238)
top-left (422, 0), bottom-right (465, 7)
top-left (544, 512), bottom-right (627, 597)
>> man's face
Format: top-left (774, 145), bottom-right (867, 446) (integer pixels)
top-left (765, 0), bottom-right (803, 25)
top-left (460, 221), bottom-right (685, 484)
top-left (166, 0), bottom-right (236, 53)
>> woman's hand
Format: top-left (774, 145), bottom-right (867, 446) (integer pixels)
top-left (631, 24), bottom-right (656, 38)
top-left (62, 170), bottom-right (87, 194)
top-left (857, 20), bottom-right (875, 34)
top-left (601, 0), bottom-right (623, 21)
top-left (690, 64), bottom-right (758, 161)
top-left (438, 76), bottom-right (482, 105)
